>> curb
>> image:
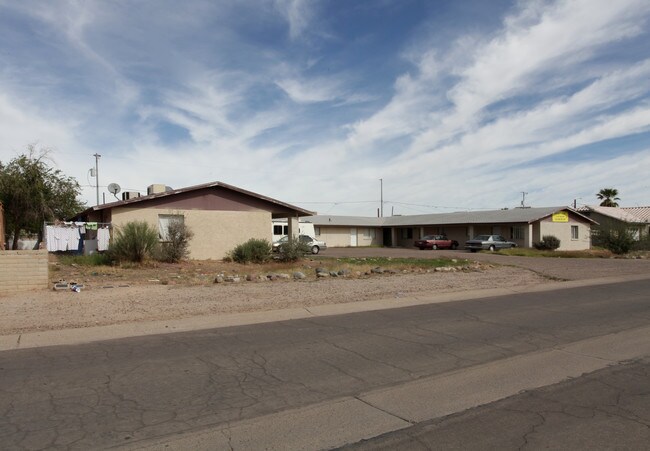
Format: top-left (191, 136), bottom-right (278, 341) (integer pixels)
top-left (1, 273), bottom-right (648, 352)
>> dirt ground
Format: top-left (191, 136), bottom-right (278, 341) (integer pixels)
top-left (0, 257), bottom-right (549, 336)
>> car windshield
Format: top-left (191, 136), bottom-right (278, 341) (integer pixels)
top-left (276, 236), bottom-right (288, 243)
top-left (473, 235), bottom-right (491, 240)
top-left (421, 235), bottom-right (435, 240)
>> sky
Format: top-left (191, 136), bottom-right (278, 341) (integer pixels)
top-left (1, 0), bottom-right (649, 216)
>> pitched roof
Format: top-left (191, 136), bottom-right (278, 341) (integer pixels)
top-left (308, 206), bottom-right (594, 227)
top-left (620, 207), bottom-right (650, 222)
top-left (306, 215), bottom-right (384, 227)
top-left (77, 181), bottom-right (314, 217)
top-left (579, 205), bottom-right (648, 223)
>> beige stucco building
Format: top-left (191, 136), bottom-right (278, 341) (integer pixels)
top-left (76, 181), bottom-right (313, 260)
top-left (308, 207), bottom-right (595, 251)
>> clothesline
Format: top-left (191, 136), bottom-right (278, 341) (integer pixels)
top-left (43, 222), bottom-right (112, 253)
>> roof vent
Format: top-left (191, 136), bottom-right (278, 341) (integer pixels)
top-left (147, 184), bottom-right (167, 195)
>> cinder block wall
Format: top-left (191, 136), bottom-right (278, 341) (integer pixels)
top-left (0, 250), bottom-right (49, 294)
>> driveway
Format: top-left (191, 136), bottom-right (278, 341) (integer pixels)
top-left (320, 247), bottom-right (650, 281)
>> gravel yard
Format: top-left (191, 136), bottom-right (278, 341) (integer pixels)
top-left (0, 264), bottom-right (547, 336)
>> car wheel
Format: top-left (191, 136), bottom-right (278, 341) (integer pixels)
top-left (489, 245), bottom-right (496, 252)
top-left (311, 245), bottom-right (320, 254)
top-left (432, 244), bottom-right (438, 250)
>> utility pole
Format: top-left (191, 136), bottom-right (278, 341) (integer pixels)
top-left (94, 153), bottom-right (101, 206)
top-left (380, 178), bottom-right (383, 217)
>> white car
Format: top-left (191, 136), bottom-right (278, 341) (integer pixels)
top-left (273, 235), bottom-right (327, 254)
top-left (465, 235), bottom-right (517, 252)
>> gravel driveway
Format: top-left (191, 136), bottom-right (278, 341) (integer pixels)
top-left (321, 247), bottom-right (650, 281)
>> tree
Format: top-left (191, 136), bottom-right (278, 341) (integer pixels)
top-left (596, 188), bottom-right (620, 207)
top-left (0, 146), bottom-right (85, 249)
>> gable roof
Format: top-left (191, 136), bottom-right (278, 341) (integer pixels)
top-left (620, 207), bottom-right (650, 223)
top-left (77, 181), bottom-right (314, 217)
top-left (579, 205), bottom-right (649, 223)
top-left (308, 206), bottom-right (594, 227)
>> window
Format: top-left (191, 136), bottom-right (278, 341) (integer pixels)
top-left (273, 225), bottom-right (283, 235)
top-left (511, 226), bottom-right (524, 240)
top-left (363, 228), bottom-right (376, 239)
top-left (571, 225), bottom-right (579, 240)
top-left (315, 227), bottom-right (321, 236)
top-left (158, 214), bottom-right (184, 241)
top-left (402, 228), bottom-right (413, 239)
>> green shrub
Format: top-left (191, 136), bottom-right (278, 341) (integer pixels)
top-left (229, 238), bottom-right (272, 263)
top-left (159, 219), bottom-right (194, 262)
top-left (276, 239), bottom-right (310, 262)
top-left (109, 221), bottom-right (160, 262)
top-left (632, 231), bottom-right (650, 251)
top-left (533, 235), bottom-right (561, 250)
top-left (592, 220), bottom-right (636, 255)
top-left (58, 253), bottom-right (112, 266)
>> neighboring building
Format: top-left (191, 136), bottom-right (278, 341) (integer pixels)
top-left (75, 181), bottom-right (313, 259)
top-left (308, 207), bottom-right (595, 251)
top-left (579, 206), bottom-right (650, 240)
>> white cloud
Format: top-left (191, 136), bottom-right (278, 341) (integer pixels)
top-left (275, 77), bottom-right (341, 104)
top-left (274, 0), bottom-right (314, 40)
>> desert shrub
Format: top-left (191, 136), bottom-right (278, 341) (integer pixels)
top-left (159, 219), bottom-right (194, 263)
top-left (276, 239), bottom-right (310, 262)
top-left (592, 220), bottom-right (636, 255)
top-left (630, 229), bottom-right (650, 251)
top-left (109, 221), bottom-right (160, 262)
top-left (229, 238), bottom-right (272, 263)
top-left (533, 235), bottom-right (561, 250)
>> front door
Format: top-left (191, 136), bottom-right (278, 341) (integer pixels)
top-left (350, 228), bottom-right (358, 246)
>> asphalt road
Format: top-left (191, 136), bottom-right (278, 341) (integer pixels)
top-left (1, 278), bottom-right (649, 450)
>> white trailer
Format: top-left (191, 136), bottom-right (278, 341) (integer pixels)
top-left (271, 219), bottom-right (316, 242)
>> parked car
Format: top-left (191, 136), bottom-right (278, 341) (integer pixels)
top-left (465, 235), bottom-right (517, 252)
top-left (414, 235), bottom-right (459, 250)
top-left (272, 235), bottom-right (327, 254)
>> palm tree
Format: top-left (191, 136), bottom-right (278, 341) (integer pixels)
top-left (596, 188), bottom-right (620, 207)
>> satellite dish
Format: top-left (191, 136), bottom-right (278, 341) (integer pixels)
top-left (108, 183), bottom-right (121, 195)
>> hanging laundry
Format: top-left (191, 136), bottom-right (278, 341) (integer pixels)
top-left (97, 227), bottom-right (110, 251)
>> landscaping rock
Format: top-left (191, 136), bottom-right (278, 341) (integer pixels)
top-left (337, 269), bottom-right (351, 277)
top-left (317, 272), bottom-right (330, 278)
top-left (329, 271), bottom-right (338, 277)
top-left (277, 273), bottom-right (290, 280)
top-left (225, 276), bottom-right (241, 283)
top-left (371, 267), bottom-right (385, 274)
top-left (214, 275), bottom-right (225, 283)
top-left (293, 272), bottom-right (306, 280)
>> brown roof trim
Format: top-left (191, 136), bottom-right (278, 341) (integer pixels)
top-left (76, 181), bottom-right (314, 217)
top-left (528, 207), bottom-right (597, 224)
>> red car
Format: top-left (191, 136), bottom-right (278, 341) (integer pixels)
top-left (414, 235), bottom-right (459, 250)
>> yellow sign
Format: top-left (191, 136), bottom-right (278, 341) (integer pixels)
top-left (552, 212), bottom-right (569, 223)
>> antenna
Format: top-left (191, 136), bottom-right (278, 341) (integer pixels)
top-left (520, 192), bottom-right (528, 208)
top-left (107, 183), bottom-right (121, 200)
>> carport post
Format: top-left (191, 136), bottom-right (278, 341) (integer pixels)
top-left (288, 216), bottom-right (300, 241)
